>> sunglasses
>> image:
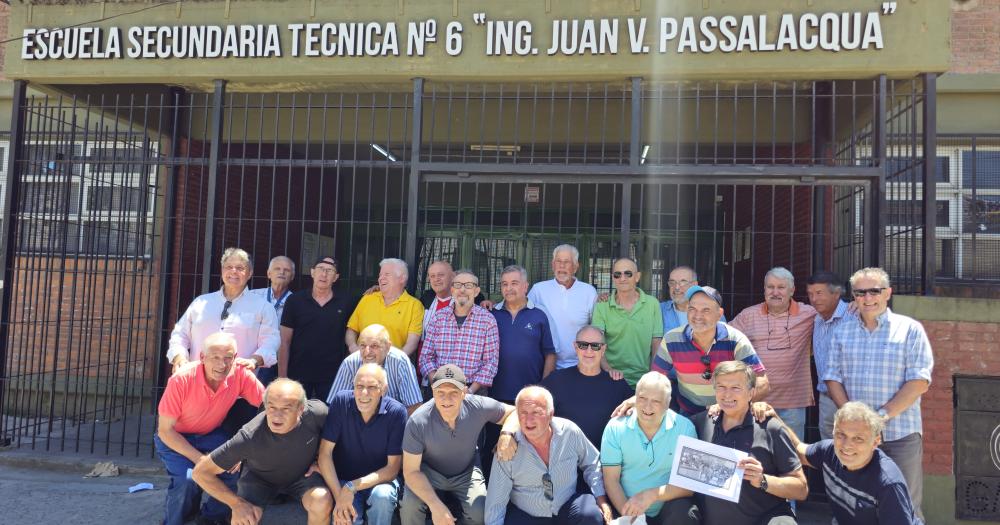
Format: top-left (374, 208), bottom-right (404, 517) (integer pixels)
top-left (221, 300), bottom-right (233, 321)
top-left (700, 354), bottom-right (712, 380)
top-left (575, 341), bottom-right (605, 351)
top-left (612, 270), bottom-right (634, 279)
top-left (852, 288), bottom-right (885, 298)
top-left (542, 473), bottom-right (553, 501)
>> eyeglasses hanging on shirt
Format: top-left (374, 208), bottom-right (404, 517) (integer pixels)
top-left (766, 314), bottom-right (792, 351)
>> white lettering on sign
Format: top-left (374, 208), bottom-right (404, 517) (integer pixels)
top-left (19, 8), bottom-right (894, 61)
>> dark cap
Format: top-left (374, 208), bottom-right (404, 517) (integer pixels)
top-left (685, 285), bottom-right (723, 306)
top-left (313, 256), bottom-right (339, 271)
top-left (431, 364), bottom-right (467, 390)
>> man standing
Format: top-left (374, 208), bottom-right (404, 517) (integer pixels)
top-left (485, 386), bottom-right (612, 525)
top-left (592, 257), bottom-right (663, 387)
top-left (419, 270), bottom-right (500, 395)
top-left (421, 260), bottom-right (488, 331)
top-left (251, 256), bottom-right (295, 385)
top-left (825, 267), bottom-right (933, 519)
top-left (601, 372), bottom-right (700, 524)
top-left (327, 323), bottom-right (423, 413)
top-left (347, 258), bottom-right (424, 356)
top-left (780, 401), bottom-right (921, 524)
top-left (400, 365), bottom-right (517, 525)
top-left (156, 332), bottom-right (265, 525)
top-left (729, 267), bottom-right (816, 439)
top-left (650, 285), bottom-right (769, 416)
top-left (490, 265), bottom-right (556, 403)
top-left (168, 247), bottom-right (279, 375)
top-left (278, 256), bottom-right (353, 400)
top-left (528, 244), bottom-right (598, 369)
top-left (191, 379), bottom-right (332, 525)
top-left (660, 266), bottom-right (698, 333)
top-left (542, 326), bottom-right (634, 450)
top-left (320, 364), bottom-right (409, 525)
top-left (692, 361), bottom-right (808, 525)
top-left (805, 270), bottom-right (854, 439)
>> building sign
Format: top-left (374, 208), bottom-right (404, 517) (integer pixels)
top-left (22, 6), bottom-right (897, 61)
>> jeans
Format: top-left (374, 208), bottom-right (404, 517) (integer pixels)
top-left (255, 366), bottom-right (277, 386)
top-left (154, 428), bottom-right (237, 525)
top-left (348, 477), bottom-right (400, 525)
top-left (775, 407), bottom-right (806, 441)
top-left (502, 491), bottom-right (603, 525)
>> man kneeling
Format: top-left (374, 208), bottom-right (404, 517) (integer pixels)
top-left (192, 378), bottom-right (333, 525)
top-left (486, 385), bottom-right (613, 525)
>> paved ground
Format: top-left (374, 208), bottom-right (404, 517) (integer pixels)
top-left (0, 448), bottom-right (831, 524)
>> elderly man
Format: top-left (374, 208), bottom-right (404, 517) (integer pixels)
top-left (660, 266), bottom-right (698, 332)
top-left (825, 267), bottom-right (933, 519)
top-left (419, 270), bottom-right (499, 395)
top-left (491, 265), bottom-right (556, 402)
top-left (192, 378), bottom-right (332, 525)
top-left (528, 244), bottom-right (598, 369)
top-left (250, 255), bottom-right (295, 385)
top-left (779, 401), bottom-right (921, 524)
top-left (692, 361), bottom-right (808, 525)
top-left (277, 256), bottom-right (353, 399)
top-left (347, 258), bottom-right (424, 355)
top-left (592, 257), bottom-right (663, 387)
top-left (485, 386), bottom-right (611, 525)
top-left (542, 326), bottom-right (634, 450)
top-left (156, 332), bottom-right (266, 525)
top-left (320, 364), bottom-right (409, 525)
top-left (400, 365), bottom-right (517, 525)
top-left (648, 285), bottom-right (769, 416)
top-left (421, 260), bottom-right (489, 330)
top-left (728, 267), bottom-right (815, 439)
top-left (805, 270), bottom-right (855, 439)
top-left (167, 247), bottom-right (279, 375)
top-left (601, 372), bottom-right (700, 524)
top-left (327, 324), bottom-right (423, 412)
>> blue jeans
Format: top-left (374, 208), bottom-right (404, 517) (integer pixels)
top-left (348, 477), bottom-right (400, 525)
top-left (154, 428), bottom-right (237, 525)
top-left (775, 408), bottom-right (806, 441)
top-left (255, 366), bottom-right (277, 386)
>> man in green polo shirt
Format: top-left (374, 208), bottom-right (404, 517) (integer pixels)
top-left (592, 257), bottom-right (664, 387)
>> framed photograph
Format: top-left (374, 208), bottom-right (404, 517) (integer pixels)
top-left (668, 435), bottom-right (748, 503)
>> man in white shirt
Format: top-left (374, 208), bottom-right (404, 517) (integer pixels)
top-left (527, 244), bottom-right (598, 369)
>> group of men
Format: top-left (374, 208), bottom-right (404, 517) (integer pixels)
top-left (157, 244), bottom-right (932, 524)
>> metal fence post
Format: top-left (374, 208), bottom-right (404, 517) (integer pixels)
top-left (622, 77), bottom-right (642, 258)
top-left (866, 75), bottom-right (887, 269)
top-left (404, 78), bottom-right (424, 287)
top-left (201, 80), bottom-right (226, 292)
top-left (921, 73), bottom-right (937, 295)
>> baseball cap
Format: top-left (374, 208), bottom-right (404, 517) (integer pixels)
top-left (313, 256), bottom-right (338, 270)
top-left (685, 285), bottom-right (723, 306)
top-left (431, 364), bottom-right (467, 389)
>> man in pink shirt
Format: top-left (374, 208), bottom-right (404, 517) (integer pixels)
top-left (156, 332), bottom-right (265, 525)
top-left (729, 267), bottom-right (816, 440)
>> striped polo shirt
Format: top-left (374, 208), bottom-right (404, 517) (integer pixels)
top-left (652, 322), bottom-right (765, 416)
top-left (729, 301), bottom-right (817, 410)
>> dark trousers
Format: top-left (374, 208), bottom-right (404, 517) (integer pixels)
top-left (646, 497), bottom-right (701, 525)
top-left (504, 491), bottom-right (603, 525)
top-left (154, 428), bottom-right (235, 525)
top-left (300, 380), bottom-right (333, 403)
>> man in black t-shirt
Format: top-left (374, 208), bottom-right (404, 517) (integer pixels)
top-left (192, 378), bottom-right (333, 525)
top-left (278, 256), bottom-right (354, 400)
top-left (542, 325), bottom-right (633, 449)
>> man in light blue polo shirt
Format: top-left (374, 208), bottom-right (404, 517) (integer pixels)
top-left (601, 371), bottom-right (700, 524)
top-left (805, 270), bottom-right (855, 440)
top-left (528, 244), bottom-right (598, 369)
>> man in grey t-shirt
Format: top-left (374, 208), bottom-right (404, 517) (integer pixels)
top-left (400, 364), bottom-right (517, 525)
top-left (192, 379), bottom-right (333, 525)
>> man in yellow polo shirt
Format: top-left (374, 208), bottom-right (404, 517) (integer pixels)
top-left (347, 258), bottom-right (424, 356)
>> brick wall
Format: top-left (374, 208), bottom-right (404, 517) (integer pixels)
top-left (951, 0), bottom-right (1000, 74)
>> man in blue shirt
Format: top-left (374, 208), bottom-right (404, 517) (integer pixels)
top-left (780, 401), bottom-right (921, 524)
top-left (601, 371), bottom-right (700, 524)
top-left (805, 270), bottom-right (854, 439)
top-left (660, 266), bottom-right (699, 333)
top-left (318, 363), bottom-right (408, 525)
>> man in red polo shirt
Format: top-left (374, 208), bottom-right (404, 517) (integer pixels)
top-left (156, 331), bottom-right (265, 525)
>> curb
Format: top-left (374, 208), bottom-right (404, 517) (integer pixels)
top-left (0, 448), bottom-right (165, 476)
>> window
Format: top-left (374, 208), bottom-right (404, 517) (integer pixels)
top-left (962, 151), bottom-right (1000, 190)
top-left (887, 200), bottom-right (951, 227)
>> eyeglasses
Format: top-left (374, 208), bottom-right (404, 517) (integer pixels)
top-left (668, 279), bottom-right (692, 289)
top-left (221, 300), bottom-right (233, 321)
top-left (541, 473), bottom-right (553, 501)
top-left (766, 315), bottom-right (792, 351)
top-left (612, 270), bottom-right (634, 279)
top-left (852, 288), bottom-right (885, 298)
top-left (313, 267), bottom-right (337, 275)
top-left (700, 354), bottom-right (712, 380)
top-left (451, 282), bottom-right (479, 290)
top-left (223, 265), bottom-right (249, 274)
top-left (575, 341), bottom-right (605, 351)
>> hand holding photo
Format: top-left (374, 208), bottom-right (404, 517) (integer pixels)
top-left (668, 435), bottom-right (748, 503)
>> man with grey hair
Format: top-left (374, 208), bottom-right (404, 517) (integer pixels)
top-left (420, 260), bottom-right (490, 331)
top-left (528, 244), bottom-right (598, 370)
top-left (251, 255), bottom-right (296, 385)
top-left (485, 385), bottom-right (612, 525)
top-left (193, 378), bottom-right (332, 525)
top-left (660, 266), bottom-right (699, 333)
top-left (347, 257), bottom-right (424, 356)
top-left (601, 371), bottom-right (700, 524)
top-left (778, 401), bottom-right (921, 524)
top-left (168, 247), bottom-right (280, 376)
top-left (805, 270), bottom-right (855, 439)
top-left (730, 267), bottom-right (817, 440)
top-left (825, 267), bottom-right (933, 520)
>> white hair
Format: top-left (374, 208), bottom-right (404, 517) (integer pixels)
top-left (849, 267), bottom-right (891, 289)
top-left (552, 244), bottom-right (580, 264)
top-left (635, 371), bottom-right (672, 404)
top-left (379, 258), bottom-right (409, 279)
top-left (515, 385), bottom-right (555, 414)
top-left (765, 266), bottom-right (795, 287)
top-left (268, 255), bottom-right (295, 275)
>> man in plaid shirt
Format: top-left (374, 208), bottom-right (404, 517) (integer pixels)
top-left (419, 270), bottom-right (500, 395)
top-left (824, 267), bottom-right (933, 521)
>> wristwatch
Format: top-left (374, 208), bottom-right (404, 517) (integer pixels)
top-left (758, 474), bottom-right (769, 493)
top-left (344, 480), bottom-right (356, 493)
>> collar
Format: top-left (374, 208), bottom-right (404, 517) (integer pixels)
top-left (514, 417), bottom-right (566, 443)
top-left (609, 288), bottom-right (650, 310)
top-left (379, 290), bottom-right (410, 306)
top-left (494, 299), bottom-right (536, 311)
top-left (712, 409), bottom-right (755, 431)
top-left (352, 393), bottom-right (392, 418)
top-left (218, 286), bottom-right (249, 302)
top-left (857, 308), bottom-right (892, 329)
top-left (684, 322), bottom-right (729, 346)
top-left (761, 300), bottom-right (800, 316)
top-left (433, 295), bottom-right (452, 304)
top-left (625, 409), bottom-right (679, 435)
top-left (828, 300), bottom-right (850, 322)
